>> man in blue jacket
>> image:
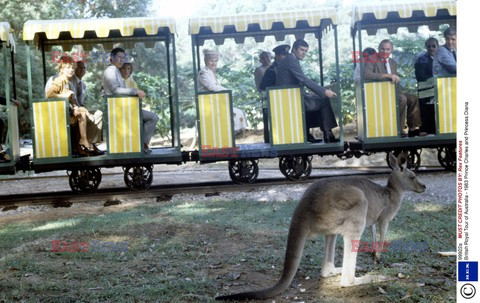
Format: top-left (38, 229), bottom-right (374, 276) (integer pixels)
top-left (433, 27), bottom-right (456, 76)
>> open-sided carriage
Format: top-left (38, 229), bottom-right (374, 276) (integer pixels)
top-left (350, 0), bottom-right (457, 171)
top-left (0, 22), bottom-right (20, 175)
top-left (189, 9), bottom-right (344, 183)
top-left (22, 17), bottom-right (182, 192)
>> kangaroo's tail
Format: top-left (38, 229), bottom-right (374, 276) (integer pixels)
top-left (216, 214), bottom-right (310, 301)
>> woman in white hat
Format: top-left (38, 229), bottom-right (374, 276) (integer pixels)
top-left (196, 49), bottom-right (247, 132)
top-left (197, 49), bottom-right (227, 92)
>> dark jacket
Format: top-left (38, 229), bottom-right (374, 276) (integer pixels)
top-left (414, 53), bottom-right (433, 82)
top-left (275, 53), bottom-right (326, 97)
top-left (259, 61), bottom-right (278, 91)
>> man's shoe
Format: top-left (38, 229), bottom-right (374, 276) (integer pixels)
top-left (401, 131), bottom-right (408, 138)
top-left (323, 130), bottom-right (340, 143)
top-left (307, 133), bottom-right (322, 143)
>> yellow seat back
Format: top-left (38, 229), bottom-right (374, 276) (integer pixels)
top-left (268, 87), bottom-right (305, 145)
top-left (107, 96), bottom-right (142, 154)
top-left (197, 92), bottom-right (234, 149)
top-left (32, 100), bottom-right (69, 158)
top-left (436, 77), bottom-right (456, 134)
top-left (363, 81), bottom-right (398, 138)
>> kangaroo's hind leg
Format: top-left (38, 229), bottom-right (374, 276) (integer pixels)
top-left (320, 234), bottom-right (342, 277)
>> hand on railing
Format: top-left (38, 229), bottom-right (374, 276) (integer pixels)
top-left (137, 89), bottom-right (146, 99)
top-left (325, 89), bottom-right (337, 98)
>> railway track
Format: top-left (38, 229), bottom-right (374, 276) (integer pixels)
top-left (0, 167), bottom-right (447, 209)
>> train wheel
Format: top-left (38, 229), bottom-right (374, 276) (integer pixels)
top-left (386, 149), bottom-right (422, 172)
top-left (228, 159), bottom-right (259, 184)
top-left (123, 165), bottom-right (153, 190)
top-left (279, 156), bottom-right (312, 181)
top-left (437, 147), bottom-right (456, 172)
top-left (68, 168), bottom-right (102, 194)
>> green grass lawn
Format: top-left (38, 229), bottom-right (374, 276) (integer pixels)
top-left (0, 197), bottom-right (456, 302)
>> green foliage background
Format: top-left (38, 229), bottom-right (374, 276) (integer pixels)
top-left (0, 0), bottom-right (451, 138)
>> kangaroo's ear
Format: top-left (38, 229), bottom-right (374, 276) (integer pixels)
top-left (397, 152), bottom-right (408, 171)
top-left (389, 152), bottom-right (400, 171)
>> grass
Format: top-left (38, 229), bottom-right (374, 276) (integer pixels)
top-left (0, 197), bottom-right (456, 302)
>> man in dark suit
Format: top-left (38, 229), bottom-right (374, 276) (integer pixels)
top-left (259, 45), bottom-right (290, 143)
top-left (364, 39), bottom-right (424, 137)
top-left (415, 38), bottom-right (438, 82)
top-left (433, 27), bottom-right (456, 76)
top-left (276, 39), bottom-right (339, 143)
top-left (259, 44), bottom-right (290, 91)
top-left (415, 38), bottom-right (438, 134)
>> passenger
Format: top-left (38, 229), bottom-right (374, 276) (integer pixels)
top-left (46, 57), bottom-right (102, 156)
top-left (259, 44), bottom-right (290, 91)
top-left (197, 49), bottom-right (247, 133)
top-left (415, 38), bottom-right (438, 82)
top-left (103, 48), bottom-right (159, 154)
top-left (415, 38), bottom-right (439, 134)
top-left (254, 51), bottom-right (271, 91)
top-left (0, 96), bottom-right (21, 162)
top-left (120, 62), bottom-right (138, 89)
top-left (433, 27), bottom-right (456, 76)
top-left (364, 39), bottom-right (425, 138)
top-left (259, 45), bottom-right (290, 143)
top-left (354, 47), bottom-right (376, 85)
top-left (276, 39), bottom-right (339, 143)
top-left (70, 61), bottom-right (103, 145)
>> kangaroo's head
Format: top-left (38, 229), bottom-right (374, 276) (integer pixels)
top-left (388, 152), bottom-right (426, 193)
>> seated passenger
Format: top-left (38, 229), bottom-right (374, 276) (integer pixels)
top-left (415, 38), bottom-right (439, 134)
top-left (254, 51), bottom-right (271, 91)
top-left (70, 61), bottom-right (103, 145)
top-left (46, 57), bottom-right (103, 156)
top-left (415, 38), bottom-right (438, 82)
top-left (259, 44), bottom-right (290, 91)
top-left (364, 40), bottom-right (425, 138)
top-left (103, 48), bottom-right (159, 154)
top-left (120, 62), bottom-right (138, 89)
top-left (276, 39), bottom-right (339, 143)
top-left (353, 47), bottom-right (376, 85)
top-left (197, 49), bottom-right (247, 133)
top-left (0, 96), bottom-right (21, 162)
top-left (433, 27), bottom-right (456, 76)
top-left (258, 45), bottom-right (290, 143)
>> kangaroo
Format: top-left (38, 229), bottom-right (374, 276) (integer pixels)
top-left (216, 153), bottom-right (426, 301)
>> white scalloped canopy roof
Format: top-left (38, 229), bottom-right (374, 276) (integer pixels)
top-left (23, 17), bottom-right (176, 48)
top-left (189, 9), bottom-right (338, 35)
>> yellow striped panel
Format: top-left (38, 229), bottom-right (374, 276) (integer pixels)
top-left (23, 17), bottom-right (176, 42)
top-left (107, 97), bottom-right (142, 154)
top-left (33, 101), bottom-right (69, 159)
top-left (198, 93), bottom-right (233, 149)
top-left (189, 9), bottom-right (337, 35)
top-left (353, 1), bottom-right (456, 24)
top-left (437, 77), bottom-right (456, 134)
top-left (364, 82), bottom-right (398, 138)
top-left (269, 88), bottom-right (305, 145)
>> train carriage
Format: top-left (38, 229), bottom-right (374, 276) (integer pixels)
top-left (188, 9), bottom-right (344, 183)
top-left (0, 22), bottom-right (20, 175)
top-left (350, 0), bottom-right (457, 171)
top-left (22, 17), bottom-right (182, 192)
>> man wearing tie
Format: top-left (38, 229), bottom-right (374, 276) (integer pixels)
top-left (433, 27), bottom-right (456, 76)
top-left (364, 39), bottom-right (423, 137)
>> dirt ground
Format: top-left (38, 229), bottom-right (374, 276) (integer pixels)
top-left (0, 170), bottom-right (456, 302)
